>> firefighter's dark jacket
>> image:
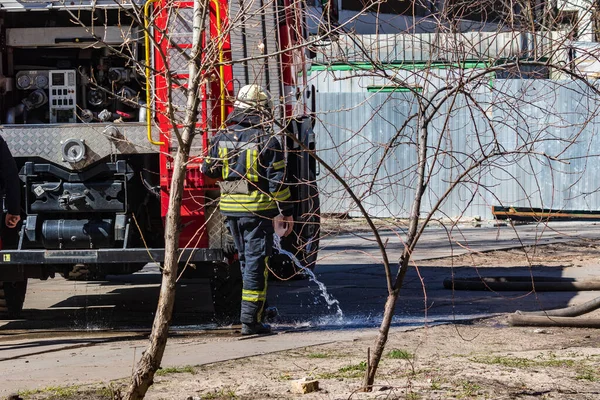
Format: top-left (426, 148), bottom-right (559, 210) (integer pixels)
top-left (0, 136), bottom-right (20, 215)
top-left (202, 109), bottom-right (293, 217)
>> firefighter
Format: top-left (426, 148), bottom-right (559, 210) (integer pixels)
top-left (0, 135), bottom-right (20, 229)
top-left (202, 84), bottom-right (294, 335)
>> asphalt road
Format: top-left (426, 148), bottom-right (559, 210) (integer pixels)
top-left (3, 220), bottom-right (598, 331)
top-left (1, 221), bottom-right (599, 394)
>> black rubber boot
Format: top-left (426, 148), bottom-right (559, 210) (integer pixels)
top-left (241, 322), bottom-right (272, 335)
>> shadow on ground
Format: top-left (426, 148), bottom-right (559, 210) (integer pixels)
top-left (0, 263), bottom-right (586, 332)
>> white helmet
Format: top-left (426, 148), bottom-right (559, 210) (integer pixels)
top-left (234, 84), bottom-right (273, 110)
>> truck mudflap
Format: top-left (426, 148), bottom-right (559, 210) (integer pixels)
top-left (0, 248), bottom-right (223, 265)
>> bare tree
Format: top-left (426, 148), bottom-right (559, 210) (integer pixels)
top-left (125, 0), bottom-right (207, 397)
top-left (303, 0), bottom-right (600, 391)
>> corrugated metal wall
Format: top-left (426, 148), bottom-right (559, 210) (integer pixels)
top-left (307, 66), bottom-right (497, 93)
top-left (314, 32), bottom-right (560, 64)
top-left (315, 80), bottom-right (600, 220)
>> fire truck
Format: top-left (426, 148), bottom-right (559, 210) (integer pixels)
top-left (0, 0), bottom-right (320, 319)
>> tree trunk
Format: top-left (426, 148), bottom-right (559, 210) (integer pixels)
top-left (125, 150), bottom-right (188, 399)
top-left (362, 289), bottom-right (398, 390)
top-left (362, 113), bottom-right (430, 391)
top-left (362, 250), bottom-right (412, 389)
top-left (125, 0), bottom-right (205, 397)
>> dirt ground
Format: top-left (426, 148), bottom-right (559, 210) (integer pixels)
top-left (15, 239), bottom-right (600, 400)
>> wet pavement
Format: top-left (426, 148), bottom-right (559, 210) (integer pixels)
top-left (1, 221), bottom-right (600, 395)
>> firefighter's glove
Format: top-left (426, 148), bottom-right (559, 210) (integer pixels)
top-left (5, 213), bottom-right (20, 228)
top-left (274, 214), bottom-right (294, 237)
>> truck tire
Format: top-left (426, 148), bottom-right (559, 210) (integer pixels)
top-left (0, 280), bottom-right (28, 319)
top-left (210, 261), bottom-right (242, 325)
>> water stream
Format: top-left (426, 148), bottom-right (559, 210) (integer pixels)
top-left (274, 236), bottom-right (344, 320)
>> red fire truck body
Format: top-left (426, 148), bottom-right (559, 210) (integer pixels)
top-left (0, 0), bottom-right (319, 318)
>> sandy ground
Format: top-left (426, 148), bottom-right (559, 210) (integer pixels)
top-left (17, 237), bottom-right (600, 400)
top-left (142, 320), bottom-right (600, 400)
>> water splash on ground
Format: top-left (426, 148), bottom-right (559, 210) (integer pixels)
top-left (272, 313), bottom-right (498, 331)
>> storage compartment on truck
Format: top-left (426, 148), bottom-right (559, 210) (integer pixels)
top-left (0, 9), bottom-right (144, 125)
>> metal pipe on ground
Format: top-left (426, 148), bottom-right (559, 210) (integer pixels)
top-left (508, 314), bottom-right (600, 328)
top-left (443, 276), bottom-right (600, 291)
top-left (514, 296), bottom-right (600, 317)
top-left (443, 275), bottom-right (600, 328)
top-left (509, 295), bottom-right (600, 327)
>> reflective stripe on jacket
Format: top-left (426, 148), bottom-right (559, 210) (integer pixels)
top-left (202, 109), bottom-right (293, 217)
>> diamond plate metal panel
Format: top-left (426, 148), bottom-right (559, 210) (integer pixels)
top-left (171, 85), bottom-right (188, 107)
top-left (169, 7), bottom-right (195, 35)
top-left (206, 205), bottom-right (231, 250)
top-left (169, 127), bottom-right (204, 157)
top-left (167, 32), bottom-right (194, 46)
top-left (1, 123), bottom-right (158, 171)
top-left (168, 47), bottom-right (192, 76)
top-left (228, 0), bottom-right (283, 118)
top-left (172, 97), bottom-right (190, 124)
top-left (166, 6), bottom-right (194, 74)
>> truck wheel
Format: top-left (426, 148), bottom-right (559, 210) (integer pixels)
top-left (0, 280), bottom-right (28, 319)
top-left (210, 261), bottom-right (242, 325)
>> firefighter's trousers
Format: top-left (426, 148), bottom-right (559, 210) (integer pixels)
top-left (227, 216), bottom-right (274, 324)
